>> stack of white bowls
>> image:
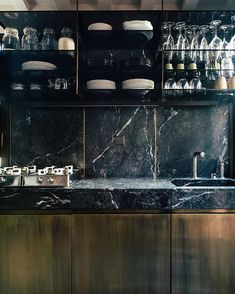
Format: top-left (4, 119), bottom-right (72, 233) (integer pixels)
top-left (122, 78), bottom-right (154, 90)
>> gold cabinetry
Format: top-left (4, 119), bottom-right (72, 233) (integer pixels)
top-left (72, 214), bottom-right (170, 294)
top-left (0, 214), bottom-right (71, 294)
top-left (172, 213), bottom-right (235, 294)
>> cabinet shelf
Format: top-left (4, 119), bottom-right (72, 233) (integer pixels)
top-left (0, 89), bottom-right (225, 107)
top-left (83, 30), bottom-right (157, 49)
top-left (0, 50), bottom-right (76, 70)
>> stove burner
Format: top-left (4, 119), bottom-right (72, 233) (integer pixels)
top-left (0, 165), bottom-right (74, 187)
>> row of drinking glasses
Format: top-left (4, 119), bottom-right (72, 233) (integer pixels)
top-left (162, 17), bottom-right (235, 64)
top-left (1, 27), bottom-right (74, 51)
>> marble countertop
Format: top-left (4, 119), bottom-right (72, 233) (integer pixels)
top-left (1, 178), bottom-right (235, 210)
top-left (70, 177), bottom-right (235, 190)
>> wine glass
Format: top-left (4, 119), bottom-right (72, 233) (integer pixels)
top-left (220, 24), bottom-right (231, 58)
top-left (190, 25), bottom-right (200, 62)
top-left (163, 22), bottom-right (175, 62)
top-left (228, 16), bottom-right (235, 56)
top-left (209, 20), bottom-right (223, 62)
top-left (174, 22), bottom-right (186, 62)
top-left (183, 25), bottom-right (190, 62)
top-left (199, 25), bottom-right (209, 63)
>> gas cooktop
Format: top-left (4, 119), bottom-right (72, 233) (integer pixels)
top-left (0, 165), bottom-right (73, 187)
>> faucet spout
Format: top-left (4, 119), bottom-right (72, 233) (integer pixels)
top-left (193, 152), bottom-right (205, 179)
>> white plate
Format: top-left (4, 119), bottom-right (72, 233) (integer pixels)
top-left (88, 23), bottom-right (112, 31)
top-left (123, 20), bottom-right (153, 31)
top-left (122, 78), bottom-right (154, 89)
top-left (22, 61), bottom-right (57, 71)
top-left (87, 79), bottom-right (116, 90)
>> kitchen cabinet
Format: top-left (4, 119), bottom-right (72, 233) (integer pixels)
top-left (172, 213), bottom-right (235, 294)
top-left (0, 214), bottom-right (71, 294)
top-left (72, 213), bottom-right (170, 294)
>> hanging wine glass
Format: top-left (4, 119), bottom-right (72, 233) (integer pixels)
top-left (174, 22), bottom-right (186, 62)
top-left (220, 24), bottom-right (231, 58)
top-left (182, 25), bottom-right (190, 63)
top-left (228, 16), bottom-right (235, 56)
top-left (190, 25), bottom-right (200, 63)
top-left (220, 24), bottom-right (234, 79)
top-left (163, 22), bottom-right (175, 62)
top-left (199, 25), bottom-right (209, 63)
top-left (209, 20), bottom-right (223, 62)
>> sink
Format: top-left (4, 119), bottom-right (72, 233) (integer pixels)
top-left (171, 178), bottom-right (235, 187)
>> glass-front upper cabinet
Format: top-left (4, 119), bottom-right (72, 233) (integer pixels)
top-left (0, 12), bottom-right (77, 104)
top-left (162, 10), bottom-right (235, 99)
top-left (78, 11), bottom-right (162, 104)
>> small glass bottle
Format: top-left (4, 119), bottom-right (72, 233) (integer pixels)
top-left (58, 27), bottom-right (75, 50)
top-left (41, 28), bottom-right (57, 50)
top-left (2, 27), bottom-right (20, 50)
top-left (21, 27), bottom-right (40, 50)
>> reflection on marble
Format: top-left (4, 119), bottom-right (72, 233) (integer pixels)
top-left (156, 105), bottom-right (230, 178)
top-left (85, 107), bottom-right (155, 178)
top-left (11, 106), bottom-right (84, 169)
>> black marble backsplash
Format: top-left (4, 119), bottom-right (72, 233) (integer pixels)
top-left (11, 103), bottom-right (231, 178)
top-left (11, 107), bottom-right (84, 169)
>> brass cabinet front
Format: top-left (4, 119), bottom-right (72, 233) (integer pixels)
top-left (72, 214), bottom-right (170, 294)
top-left (172, 214), bottom-right (235, 294)
top-left (0, 215), bottom-right (71, 294)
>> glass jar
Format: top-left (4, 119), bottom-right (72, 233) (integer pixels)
top-left (41, 28), bottom-right (57, 50)
top-left (21, 27), bottom-right (40, 50)
top-left (2, 27), bottom-right (20, 50)
top-left (58, 27), bottom-right (75, 50)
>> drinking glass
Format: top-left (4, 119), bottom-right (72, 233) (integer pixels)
top-left (190, 25), bottom-right (200, 62)
top-left (189, 77), bottom-right (202, 91)
top-left (21, 27), bottom-right (40, 50)
top-left (228, 16), bottom-right (235, 56)
top-left (2, 27), bottom-right (20, 50)
top-left (176, 78), bottom-right (190, 94)
top-left (199, 25), bottom-right (209, 63)
top-left (42, 28), bottom-right (57, 50)
top-left (209, 20), bottom-right (223, 62)
top-left (183, 25), bottom-right (190, 62)
top-left (164, 77), bottom-right (176, 96)
top-left (220, 24), bottom-right (231, 58)
top-left (220, 24), bottom-right (234, 79)
top-left (174, 22), bottom-right (186, 62)
top-left (163, 22), bottom-right (175, 62)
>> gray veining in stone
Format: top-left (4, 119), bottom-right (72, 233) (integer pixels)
top-left (11, 106), bottom-right (84, 169)
top-left (85, 107), bottom-right (155, 178)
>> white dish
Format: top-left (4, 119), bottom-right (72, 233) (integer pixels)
top-left (87, 79), bottom-right (116, 90)
top-left (122, 78), bottom-right (154, 89)
top-left (123, 20), bottom-right (153, 31)
top-left (88, 23), bottom-right (112, 31)
top-left (22, 61), bottom-right (57, 71)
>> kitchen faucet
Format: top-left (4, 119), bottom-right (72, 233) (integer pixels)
top-left (192, 151), bottom-right (205, 179)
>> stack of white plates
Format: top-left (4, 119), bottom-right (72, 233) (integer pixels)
top-left (87, 79), bottom-right (116, 90)
top-left (88, 23), bottom-right (112, 30)
top-left (123, 20), bottom-right (153, 31)
top-left (122, 79), bottom-right (154, 90)
top-left (22, 61), bottom-right (57, 71)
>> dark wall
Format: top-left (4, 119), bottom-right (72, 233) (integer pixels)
top-left (11, 103), bottom-right (231, 178)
